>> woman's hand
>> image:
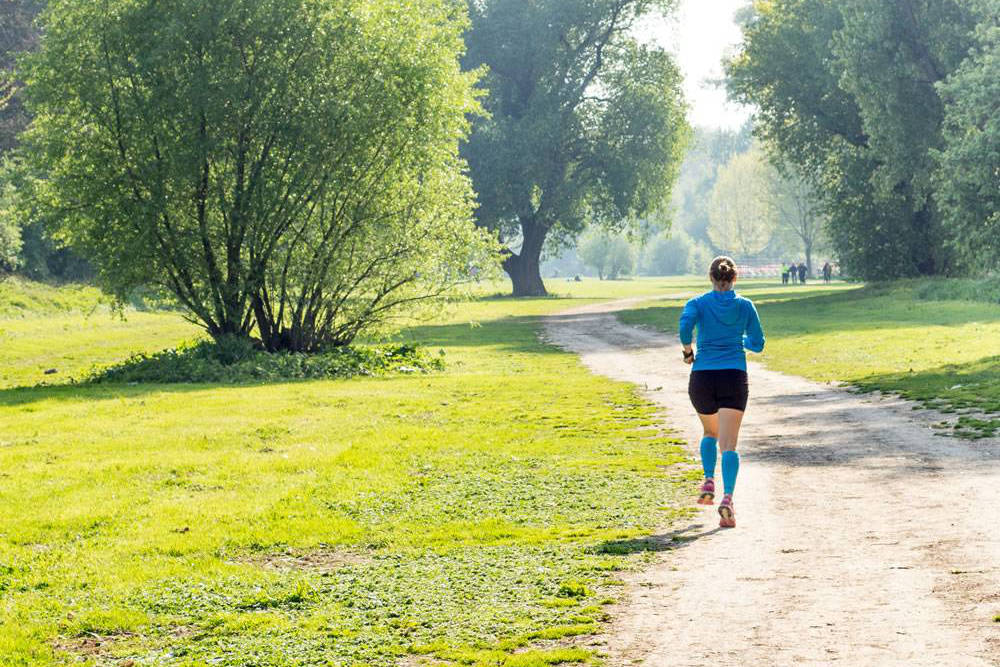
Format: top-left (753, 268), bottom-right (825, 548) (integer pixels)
top-left (682, 346), bottom-right (694, 365)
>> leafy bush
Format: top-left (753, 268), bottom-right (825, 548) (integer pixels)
top-left (911, 278), bottom-right (1000, 304)
top-left (89, 339), bottom-right (444, 385)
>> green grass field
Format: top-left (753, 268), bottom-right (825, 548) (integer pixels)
top-left (617, 278), bottom-right (1000, 439)
top-left (0, 277), bottom-right (696, 667)
top-left (3, 273), bottom-right (997, 666)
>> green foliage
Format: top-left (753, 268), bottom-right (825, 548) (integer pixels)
top-left (641, 232), bottom-right (693, 276)
top-left (0, 175), bottom-right (23, 271)
top-left (669, 123), bottom-right (752, 250)
top-left (769, 162), bottom-right (826, 271)
top-left (0, 156), bottom-right (92, 281)
top-left (832, 0), bottom-right (978, 201)
top-left (463, 0), bottom-right (689, 295)
top-left (934, 10), bottom-right (1000, 272)
top-left (728, 0), bottom-right (995, 280)
top-left (831, 0), bottom-right (980, 276)
top-left (0, 0), bottom-right (43, 155)
top-left (577, 229), bottom-right (635, 280)
top-left (20, 0), bottom-right (495, 351)
top-left (707, 143), bottom-right (775, 258)
top-left (89, 340), bottom-right (445, 385)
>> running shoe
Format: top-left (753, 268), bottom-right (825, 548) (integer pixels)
top-left (697, 478), bottom-right (715, 505)
top-left (718, 494), bottom-right (735, 528)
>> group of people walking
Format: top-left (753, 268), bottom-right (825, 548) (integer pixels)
top-left (781, 261), bottom-right (808, 284)
top-left (781, 261), bottom-right (834, 284)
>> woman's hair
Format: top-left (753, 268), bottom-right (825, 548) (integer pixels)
top-left (709, 256), bottom-right (738, 284)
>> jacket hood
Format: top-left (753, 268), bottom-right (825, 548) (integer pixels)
top-left (706, 290), bottom-right (743, 328)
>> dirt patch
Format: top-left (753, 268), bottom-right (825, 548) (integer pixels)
top-left (52, 632), bottom-right (133, 662)
top-left (238, 548), bottom-right (373, 572)
top-left (544, 299), bottom-right (1000, 666)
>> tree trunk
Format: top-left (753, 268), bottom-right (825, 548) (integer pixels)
top-left (502, 218), bottom-right (548, 296)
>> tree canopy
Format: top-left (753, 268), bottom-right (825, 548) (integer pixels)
top-left (21, 0), bottom-right (494, 350)
top-left (462, 0), bottom-right (689, 295)
top-left (934, 8), bottom-right (1000, 271)
top-left (727, 0), bottom-right (995, 279)
top-left (0, 0), bottom-right (43, 155)
top-left (707, 146), bottom-right (774, 258)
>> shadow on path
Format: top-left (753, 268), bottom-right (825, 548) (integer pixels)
top-left (591, 522), bottom-right (724, 556)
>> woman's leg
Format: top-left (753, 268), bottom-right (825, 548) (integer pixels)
top-left (696, 412), bottom-right (719, 478)
top-left (694, 412), bottom-right (719, 504)
top-left (718, 408), bottom-right (745, 496)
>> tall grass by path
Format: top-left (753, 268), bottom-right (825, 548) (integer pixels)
top-left (0, 277), bottom-right (696, 666)
top-left (617, 278), bottom-right (1000, 439)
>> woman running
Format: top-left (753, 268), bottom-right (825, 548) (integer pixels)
top-left (679, 256), bottom-right (765, 528)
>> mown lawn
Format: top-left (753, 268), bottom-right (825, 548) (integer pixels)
top-left (618, 279), bottom-right (1000, 439)
top-left (0, 277), bottom-right (697, 666)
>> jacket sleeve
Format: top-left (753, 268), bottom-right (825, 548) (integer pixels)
top-left (742, 300), bottom-right (765, 353)
top-left (679, 298), bottom-right (698, 346)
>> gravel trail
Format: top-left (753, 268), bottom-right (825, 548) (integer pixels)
top-left (543, 298), bottom-right (1000, 666)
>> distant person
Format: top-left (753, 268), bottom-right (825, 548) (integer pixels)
top-left (798, 262), bottom-right (807, 284)
top-left (679, 256), bottom-right (765, 528)
top-left (789, 261), bottom-right (797, 284)
top-left (780, 263), bottom-right (789, 285)
top-left (822, 262), bottom-right (832, 283)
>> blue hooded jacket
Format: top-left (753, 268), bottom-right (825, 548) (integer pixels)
top-left (678, 290), bottom-right (765, 371)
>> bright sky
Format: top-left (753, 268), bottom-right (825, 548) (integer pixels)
top-left (636, 0), bottom-right (753, 130)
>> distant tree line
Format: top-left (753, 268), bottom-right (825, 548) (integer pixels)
top-left (563, 125), bottom-right (830, 280)
top-left (727, 0), bottom-right (999, 280)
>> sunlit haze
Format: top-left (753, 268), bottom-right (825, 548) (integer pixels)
top-left (636, 0), bottom-right (753, 130)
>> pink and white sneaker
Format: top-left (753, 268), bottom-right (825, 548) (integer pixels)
top-left (718, 494), bottom-right (735, 528)
top-left (697, 478), bottom-right (715, 505)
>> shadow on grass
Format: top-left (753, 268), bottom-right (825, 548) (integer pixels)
top-left (401, 315), bottom-right (565, 354)
top-left (591, 522), bottom-right (723, 555)
top-left (852, 356), bottom-right (1000, 405)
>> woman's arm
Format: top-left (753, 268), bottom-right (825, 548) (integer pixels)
top-left (743, 301), bottom-right (765, 353)
top-left (679, 299), bottom-right (698, 363)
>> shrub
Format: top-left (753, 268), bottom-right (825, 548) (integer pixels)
top-left (88, 340), bottom-right (444, 385)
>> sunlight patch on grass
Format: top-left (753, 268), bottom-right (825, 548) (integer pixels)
top-left (0, 277), bottom-right (699, 666)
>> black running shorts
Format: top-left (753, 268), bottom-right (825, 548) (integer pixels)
top-left (688, 369), bottom-right (749, 414)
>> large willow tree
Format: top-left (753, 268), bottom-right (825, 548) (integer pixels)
top-left (21, 0), bottom-right (494, 351)
top-left (462, 0), bottom-right (688, 296)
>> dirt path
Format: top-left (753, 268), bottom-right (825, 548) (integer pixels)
top-left (544, 298), bottom-right (1000, 666)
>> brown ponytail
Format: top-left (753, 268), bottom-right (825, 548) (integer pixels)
top-left (710, 256), bottom-right (738, 284)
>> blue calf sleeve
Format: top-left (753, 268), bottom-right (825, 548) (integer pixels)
top-left (699, 437), bottom-right (717, 479)
top-left (721, 450), bottom-right (740, 495)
